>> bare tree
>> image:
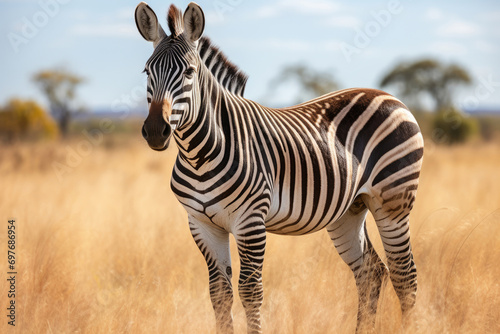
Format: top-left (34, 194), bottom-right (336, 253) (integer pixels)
top-left (380, 59), bottom-right (471, 111)
top-left (33, 67), bottom-right (84, 136)
top-left (265, 63), bottom-right (339, 105)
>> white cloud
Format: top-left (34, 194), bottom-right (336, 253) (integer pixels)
top-left (323, 40), bottom-right (344, 51)
top-left (256, 0), bottom-right (340, 19)
top-left (429, 41), bottom-right (467, 55)
top-left (72, 24), bottom-right (136, 38)
top-left (65, 5), bottom-right (139, 39)
top-left (324, 15), bottom-right (360, 28)
top-left (437, 19), bottom-right (481, 37)
top-left (225, 37), bottom-right (311, 52)
top-left (204, 10), bottom-right (227, 26)
top-left (115, 7), bottom-right (136, 20)
top-left (425, 8), bottom-right (443, 21)
top-left (260, 38), bottom-right (311, 51)
top-left (256, 6), bottom-right (277, 19)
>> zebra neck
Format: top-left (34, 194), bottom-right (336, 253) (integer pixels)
top-left (173, 66), bottom-right (232, 170)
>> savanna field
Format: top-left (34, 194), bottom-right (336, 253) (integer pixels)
top-left (1, 135), bottom-right (499, 334)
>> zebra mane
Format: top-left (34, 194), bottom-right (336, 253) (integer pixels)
top-left (197, 36), bottom-right (248, 96)
top-left (166, 5), bottom-right (248, 96)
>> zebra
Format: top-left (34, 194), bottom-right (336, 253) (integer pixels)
top-left (134, 2), bottom-right (423, 333)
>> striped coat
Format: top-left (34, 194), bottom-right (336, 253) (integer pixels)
top-left (135, 3), bottom-right (423, 333)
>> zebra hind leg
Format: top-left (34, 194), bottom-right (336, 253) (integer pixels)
top-left (327, 197), bottom-right (389, 333)
top-left (189, 219), bottom-right (234, 334)
top-left (367, 192), bottom-right (418, 317)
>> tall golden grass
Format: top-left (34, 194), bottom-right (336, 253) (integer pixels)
top-left (1, 136), bottom-right (499, 333)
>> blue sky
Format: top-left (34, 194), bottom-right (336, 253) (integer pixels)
top-left (1, 0), bottom-right (499, 114)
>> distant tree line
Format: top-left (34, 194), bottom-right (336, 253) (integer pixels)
top-left (32, 67), bottom-right (85, 137)
top-left (380, 58), bottom-right (478, 144)
top-left (0, 67), bottom-right (84, 142)
top-left (269, 58), bottom-right (483, 144)
top-left (0, 59), bottom-right (496, 144)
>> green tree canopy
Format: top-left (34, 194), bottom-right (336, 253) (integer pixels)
top-left (432, 107), bottom-right (479, 144)
top-left (380, 59), bottom-right (471, 111)
top-left (33, 67), bottom-right (84, 136)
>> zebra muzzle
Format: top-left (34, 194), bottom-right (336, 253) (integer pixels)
top-left (142, 100), bottom-right (172, 151)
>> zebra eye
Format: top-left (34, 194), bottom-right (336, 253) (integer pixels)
top-left (184, 67), bottom-right (195, 78)
top-left (143, 68), bottom-right (150, 76)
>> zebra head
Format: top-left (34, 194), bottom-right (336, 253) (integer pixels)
top-left (135, 2), bottom-right (205, 151)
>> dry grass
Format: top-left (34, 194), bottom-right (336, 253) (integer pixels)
top-left (1, 136), bottom-right (499, 333)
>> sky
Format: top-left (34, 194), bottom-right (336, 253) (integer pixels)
top-left (1, 0), bottom-right (500, 115)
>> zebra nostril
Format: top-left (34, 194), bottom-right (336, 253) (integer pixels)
top-left (162, 123), bottom-right (171, 138)
top-left (141, 124), bottom-right (148, 139)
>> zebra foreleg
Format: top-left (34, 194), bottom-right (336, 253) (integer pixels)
top-left (234, 222), bottom-right (266, 334)
top-left (189, 219), bottom-right (234, 334)
top-left (327, 200), bottom-right (389, 333)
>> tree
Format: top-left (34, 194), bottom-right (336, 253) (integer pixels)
top-left (33, 68), bottom-right (84, 136)
top-left (380, 59), bottom-right (477, 144)
top-left (265, 63), bottom-right (339, 105)
top-left (432, 107), bottom-right (479, 144)
top-left (379, 59), bottom-right (472, 111)
top-left (0, 98), bottom-right (59, 142)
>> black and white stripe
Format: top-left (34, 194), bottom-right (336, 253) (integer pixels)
top-left (135, 3), bottom-right (423, 333)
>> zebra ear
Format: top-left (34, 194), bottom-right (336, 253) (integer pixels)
top-left (183, 2), bottom-right (205, 43)
top-left (135, 2), bottom-right (166, 47)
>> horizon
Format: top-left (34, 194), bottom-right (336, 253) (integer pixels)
top-left (1, 0), bottom-right (500, 113)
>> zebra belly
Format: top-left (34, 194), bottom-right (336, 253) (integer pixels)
top-left (264, 185), bottom-right (347, 235)
top-left (264, 159), bottom-right (356, 235)
top-left (265, 215), bottom-right (335, 235)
